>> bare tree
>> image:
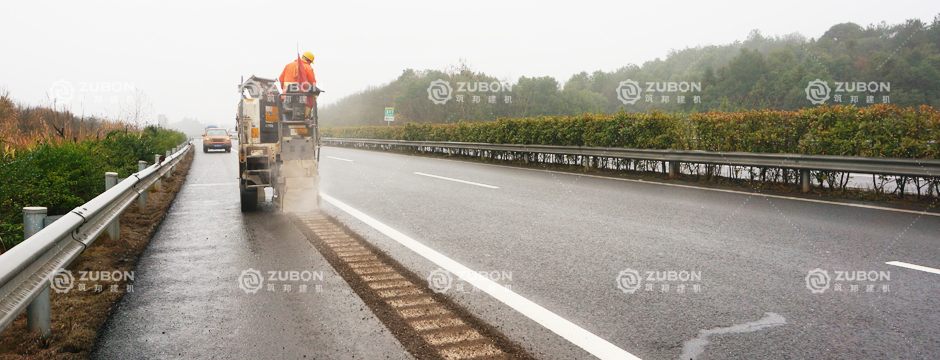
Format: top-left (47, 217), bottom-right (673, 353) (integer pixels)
top-left (119, 89), bottom-right (155, 129)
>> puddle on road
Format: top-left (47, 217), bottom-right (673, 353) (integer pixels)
top-left (680, 312), bottom-right (786, 360)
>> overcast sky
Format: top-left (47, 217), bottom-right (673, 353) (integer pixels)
top-left (0, 0), bottom-right (935, 127)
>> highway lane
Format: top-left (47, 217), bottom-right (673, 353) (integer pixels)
top-left (92, 144), bottom-right (412, 359)
top-left (318, 146), bottom-right (940, 360)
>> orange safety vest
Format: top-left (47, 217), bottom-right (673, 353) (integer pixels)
top-left (278, 59), bottom-right (317, 93)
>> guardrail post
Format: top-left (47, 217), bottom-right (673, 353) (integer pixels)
top-left (801, 169), bottom-right (811, 192)
top-left (154, 155), bottom-right (163, 191)
top-left (23, 207), bottom-right (51, 338)
top-left (164, 150), bottom-right (172, 178)
top-left (669, 161), bottom-right (679, 178)
top-left (137, 161), bottom-right (148, 212)
top-left (24, 207), bottom-right (46, 238)
top-left (172, 146), bottom-right (180, 172)
top-left (105, 172), bottom-right (120, 240)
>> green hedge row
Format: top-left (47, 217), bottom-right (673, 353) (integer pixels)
top-left (0, 126), bottom-right (187, 250)
top-left (322, 104), bottom-right (939, 159)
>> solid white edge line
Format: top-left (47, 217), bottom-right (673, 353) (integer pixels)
top-left (321, 193), bottom-right (639, 360)
top-left (326, 156), bottom-right (353, 162)
top-left (886, 261), bottom-right (940, 275)
top-left (413, 172), bottom-right (499, 189)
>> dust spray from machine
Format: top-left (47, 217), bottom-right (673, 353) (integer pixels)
top-left (279, 159), bottom-right (322, 214)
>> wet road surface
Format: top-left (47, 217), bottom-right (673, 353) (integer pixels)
top-left (93, 145), bottom-right (412, 359)
top-left (317, 146), bottom-right (940, 360)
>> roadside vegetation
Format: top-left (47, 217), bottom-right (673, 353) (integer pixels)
top-left (0, 150), bottom-right (193, 359)
top-left (323, 104), bottom-right (940, 203)
top-left (0, 91), bottom-right (187, 252)
top-left (324, 105), bottom-right (939, 158)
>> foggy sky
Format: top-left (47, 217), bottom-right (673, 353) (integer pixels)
top-left (0, 0), bottom-right (935, 127)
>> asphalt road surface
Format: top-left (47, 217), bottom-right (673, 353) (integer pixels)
top-left (92, 145), bottom-right (412, 359)
top-left (317, 146), bottom-right (940, 360)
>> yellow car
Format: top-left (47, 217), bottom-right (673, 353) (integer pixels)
top-left (203, 128), bottom-right (232, 153)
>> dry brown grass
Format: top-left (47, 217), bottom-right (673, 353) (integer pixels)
top-left (0, 150), bottom-right (193, 359)
top-left (0, 90), bottom-right (129, 155)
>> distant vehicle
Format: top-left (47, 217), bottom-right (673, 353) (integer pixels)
top-left (203, 128), bottom-right (231, 153)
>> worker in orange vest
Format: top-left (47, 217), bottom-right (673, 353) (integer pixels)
top-left (279, 51), bottom-right (318, 119)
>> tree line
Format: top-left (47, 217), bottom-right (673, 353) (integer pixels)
top-left (321, 16), bottom-right (940, 126)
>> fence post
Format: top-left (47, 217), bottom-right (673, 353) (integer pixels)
top-left (801, 169), bottom-right (811, 193)
top-left (23, 207), bottom-right (51, 338)
top-left (154, 155), bottom-right (163, 191)
top-left (138, 161), bottom-right (148, 212)
top-left (105, 172), bottom-right (120, 240)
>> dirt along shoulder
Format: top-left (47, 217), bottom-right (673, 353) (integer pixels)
top-left (0, 148), bottom-right (195, 360)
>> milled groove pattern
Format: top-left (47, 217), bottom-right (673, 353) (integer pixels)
top-left (296, 212), bottom-right (509, 360)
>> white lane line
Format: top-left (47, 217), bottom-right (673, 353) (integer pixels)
top-left (413, 172), bottom-right (499, 189)
top-left (321, 193), bottom-right (639, 360)
top-left (886, 261), bottom-right (940, 275)
top-left (413, 154), bottom-right (940, 218)
top-left (327, 156), bottom-right (353, 162)
top-left (187, 183), bottom-right (237, 187)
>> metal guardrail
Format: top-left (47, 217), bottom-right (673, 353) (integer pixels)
top-left (0, 141), bottom-right (192, 337)
top-left (323, 138), bottom-right (940, 182)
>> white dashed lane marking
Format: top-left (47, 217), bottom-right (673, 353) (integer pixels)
top-left (886, 261), bottom-right (940, 275)
top-left (326, 156), bottom-right (353, 162)
top-left (414, 172), bottom-right (499, 189)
